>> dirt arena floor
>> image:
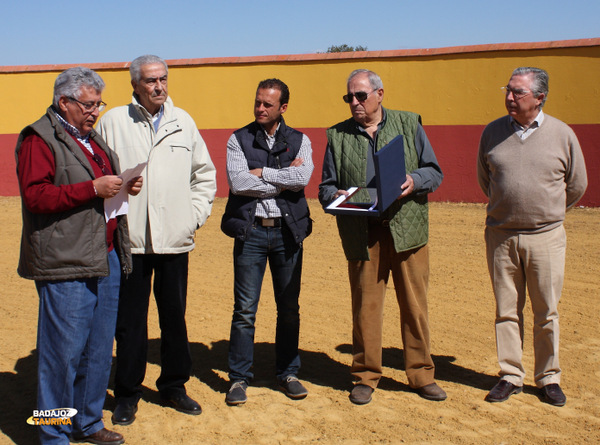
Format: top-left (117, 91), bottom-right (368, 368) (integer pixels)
top-left (0, 196), bottom-right (598, 444)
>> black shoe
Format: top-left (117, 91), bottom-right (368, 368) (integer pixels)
top-left (111, 401), bottom-right (138, 426)
top-left (161, 393), bottom-right (202, 415)
top-left (226, 380), bottom-right (248, 406)
top-left (349, 385), bottom-right (373, 405)
top-left (540, 383), bottom-right (566, 407)
top-left (485, 380), bottom-right (522, 403)
top-left (279, 375), bottom-right (308, 400)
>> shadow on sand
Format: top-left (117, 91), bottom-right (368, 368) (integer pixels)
top-left (1, 340), bottom-right (534, 444)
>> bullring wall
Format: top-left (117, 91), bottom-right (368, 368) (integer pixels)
top-left (1, 38), bottom-right (598, 205)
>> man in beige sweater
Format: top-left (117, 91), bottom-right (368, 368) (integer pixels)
top-left (477, 67), bottom-right (587, 407)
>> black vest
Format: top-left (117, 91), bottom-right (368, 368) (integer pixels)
top-left (221, 118), bottom-right (311, 244)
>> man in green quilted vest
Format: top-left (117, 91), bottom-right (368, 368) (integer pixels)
top-left (319, 69), bottom-right (445, 405)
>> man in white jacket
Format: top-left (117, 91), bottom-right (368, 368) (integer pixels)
top-left (98, 55), bottom-right (216, 425)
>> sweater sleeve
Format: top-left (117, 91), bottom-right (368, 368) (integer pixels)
top-left (565, 131), bottom-right (588, 209)
top-left (477, 126), bottom-right (491, 197)
top-left (318, 140), bottom-right (340, 207)
top-left (17, 134), bottom-right (96, 213)
top-left (410, 124), bottom-right (443, 195)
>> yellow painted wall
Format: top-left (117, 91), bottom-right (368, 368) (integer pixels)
top-left (2, 44), bottom-right (599, 134)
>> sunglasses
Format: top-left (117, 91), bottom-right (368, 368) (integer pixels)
top-left (92, 153), bottom-right (110, 175)
top-left (343, 89), bottom-right (376, 103)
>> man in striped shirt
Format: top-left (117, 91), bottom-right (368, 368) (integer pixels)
top-left (221, 78), bottom-right (313, 406)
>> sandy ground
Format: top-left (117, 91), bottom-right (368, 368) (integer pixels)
top-left (0, 196), bottom-right (598, 444)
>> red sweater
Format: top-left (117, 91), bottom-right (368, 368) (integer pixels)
top-left (18, 133), bottom-right (118, 250)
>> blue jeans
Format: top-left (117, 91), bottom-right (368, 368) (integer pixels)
top-left (228, 224), bottom-right (303, 383)
top-left (36, 249), bottom-right (120, 444)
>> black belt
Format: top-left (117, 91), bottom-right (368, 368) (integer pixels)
top-left (255, 217), bottom-right (282, 227)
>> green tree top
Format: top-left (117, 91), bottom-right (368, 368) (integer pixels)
top-left (325, 44), bottom-right (368, 53)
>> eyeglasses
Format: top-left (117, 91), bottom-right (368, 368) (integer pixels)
top-left (92, 153), bottom-right (110, 175)
top-left (501, 86), bottom-right (531, 100)
top-left (343, 89), bottom-right (377, 103)
top-left (68, 96), bottom-right (107, 113)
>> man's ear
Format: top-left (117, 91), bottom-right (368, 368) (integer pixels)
top-left (536, 93), bottom-right (545, 108)
top-left (280, 103), bottom-right (288, 114)
top-left (57, 96), bottom-right (69, 112)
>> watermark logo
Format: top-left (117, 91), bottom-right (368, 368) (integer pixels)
top-left (27, 408), bottom-right (77, 426)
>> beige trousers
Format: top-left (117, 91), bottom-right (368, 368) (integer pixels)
top-left (348, 224), bottom-right (435, 389)
top-left (485, 225), bottom-right (566, 387)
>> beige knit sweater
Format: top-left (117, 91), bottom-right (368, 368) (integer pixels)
top-left (477, 114), bottom-right (588, 232)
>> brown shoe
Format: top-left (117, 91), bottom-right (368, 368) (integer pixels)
top-left (485, 380), bottom-right (522, 403)
top-left (349, 384), bottom-right (373, 405)
top-left (72, 427), bottom-right (124, 445)
top-left (416, 383), bottom-right (447, 401)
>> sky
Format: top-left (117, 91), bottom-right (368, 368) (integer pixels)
top-left (2, 0), bottom-right (599, 67)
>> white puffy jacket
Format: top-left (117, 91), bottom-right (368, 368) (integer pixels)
top-left (98, 95), bottom-right (216, 254)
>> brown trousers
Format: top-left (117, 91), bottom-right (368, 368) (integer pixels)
top-left (348, 223), bottom-right (435, 389)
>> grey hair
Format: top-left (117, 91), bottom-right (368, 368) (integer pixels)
top-left (130, 55), bottom-right (168, 83)
top-left (512, 67), bottom-right (549, 108)
top-left (53, 67), bottom-right (105, 107)
top-left (347, 69), bottom-right (384, 90)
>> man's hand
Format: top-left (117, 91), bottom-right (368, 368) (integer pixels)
top-left (399, 174), bottom-right (414, 199)
top-left (333, 189), bottom-right (350, 199)
top-left (290, 157), bottom-right (304, 167)
top-left (249, 168), bottom-right (263, 178)
top-left (127, 176), bottom-right (143, 196)
top-left (93, 175), bottom-right (123, 199)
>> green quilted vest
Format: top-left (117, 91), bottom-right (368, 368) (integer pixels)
top-left (326, 108), bottom-right (429, 261)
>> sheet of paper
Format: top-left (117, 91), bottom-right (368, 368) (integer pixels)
top-left (104, 162), bottom-right (147, 222)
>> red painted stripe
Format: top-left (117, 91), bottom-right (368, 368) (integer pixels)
top-left (3, 125), bottom-right (599, 206)
top-left (0, 134), bottom-right (19, 196)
